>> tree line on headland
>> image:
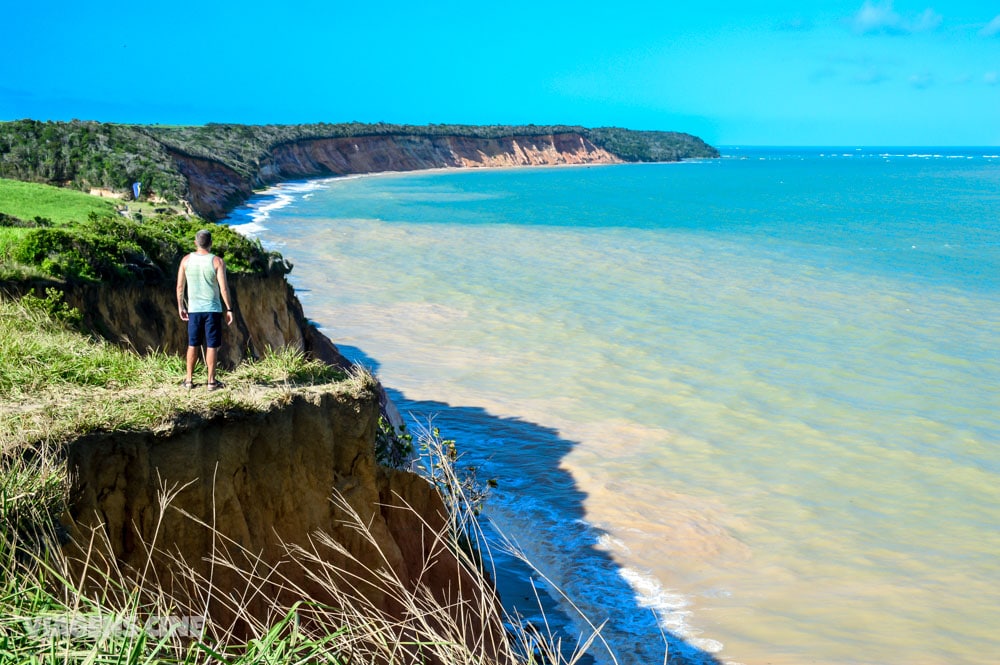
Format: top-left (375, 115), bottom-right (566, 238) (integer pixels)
top-left (0, 119), bottom-right (719, 203)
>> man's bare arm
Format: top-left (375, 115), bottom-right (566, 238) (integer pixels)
top-left (176, 256), bottom-right (189, 320)
top-left (215, 256), bottom-right (234, 325)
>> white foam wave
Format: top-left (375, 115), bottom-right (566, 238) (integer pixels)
top-left (732, 150), bottom-right (991, 163)
top-left (619, 566), bottom-right (727, 658)
top-left (690, 637), bottom-right (726, 653)
top-left (227, 221), bottom-right (269, 237)
top-left (596, 532), bottom-right (631, 554)
top-left (226, 179), bottom-right (338, 238)
top-left (228, 172), bottom-right (422, 238)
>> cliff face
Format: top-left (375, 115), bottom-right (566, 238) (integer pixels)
top-left (61, 272), bottom-right (349, 369)
top-left (176, 132), bottom-right (620, 219)
top-left (62, 388), bottom-right (502, 654)
top-left (172, 152), bottom-right (254, 220)
top-left (261, 132), bottom-right (619, 179)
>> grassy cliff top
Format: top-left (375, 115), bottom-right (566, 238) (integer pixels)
top-left (0, 176), bottom-right (117, 223)
top-left (0, 291), bottom-right (374, 535)
top-left (0, 292), bottom-right (364, 446)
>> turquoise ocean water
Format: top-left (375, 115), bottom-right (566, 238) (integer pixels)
top-left (227, 148), bottom-right (1000, 665)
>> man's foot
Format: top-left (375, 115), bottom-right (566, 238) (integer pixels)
top-left (206, 380), bottom-right (225, 391)
top-left (182, 379), bottom-right (195, 390)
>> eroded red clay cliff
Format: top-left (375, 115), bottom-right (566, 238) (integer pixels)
top-left (174, 132), bottom-right (620, 219)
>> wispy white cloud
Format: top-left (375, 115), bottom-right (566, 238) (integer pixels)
top-left (985, 71), bottom-right (999, 85)
top-left (852, 1), bottom-right (942, 34)
top-left (980, 15), bottom-right (1000, 37)
top-left (909, 72), bottom-right (933, 88)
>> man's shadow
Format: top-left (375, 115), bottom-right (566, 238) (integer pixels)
top-left (336, 345), bottom-right (726, 665)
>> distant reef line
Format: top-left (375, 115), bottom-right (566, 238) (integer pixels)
top-left (0, 120), bottom-right (719, 220)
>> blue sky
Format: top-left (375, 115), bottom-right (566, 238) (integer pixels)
top-left (2, 1), bottom-right (998, 145)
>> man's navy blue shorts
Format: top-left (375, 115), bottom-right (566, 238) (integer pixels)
top-left (188, 312), bottom-right (222, 348)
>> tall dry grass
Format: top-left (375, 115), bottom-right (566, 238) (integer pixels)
top-left (1, 418), bottom-right (647, 665)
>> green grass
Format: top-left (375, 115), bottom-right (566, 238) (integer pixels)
top-left (0, 226), bottom-right (27, 257)
top-left (0, 178), bottom-right (117, 226)
top-left (0, 294), bottom-right (358, 447)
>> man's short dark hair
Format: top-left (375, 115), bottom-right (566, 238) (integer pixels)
top-left (195, 230), bottom-right (213, 249)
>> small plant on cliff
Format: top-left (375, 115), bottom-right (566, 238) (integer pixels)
top-left (229, 346), bottom-right (346, 387)
top-left (411, 420), bottom-right (498, 580)
top-left (415, 422), bottom-right (497, 519)
top-left (20, 287), bottom-right (82, 328)
top-left (375, 416), bottom-right (414, 468)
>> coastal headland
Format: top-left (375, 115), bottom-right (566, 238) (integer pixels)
top-left (0, 120), bottom-right (719, 219)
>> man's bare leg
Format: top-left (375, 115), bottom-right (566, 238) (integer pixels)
top-left (206, 347), bottom-right (218, 385)
top-left (186, 346), bottom-right (199, 384)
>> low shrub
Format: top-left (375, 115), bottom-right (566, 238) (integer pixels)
top-left (7, 213), bottom-right (286, 284)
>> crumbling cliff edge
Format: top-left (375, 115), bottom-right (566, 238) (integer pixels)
top-left (62, 385), bottom-right (506, 656)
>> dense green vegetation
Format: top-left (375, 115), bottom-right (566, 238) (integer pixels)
top-left (586, 126), bottom-right (719, 162)
top-left (0, 120), bottom-right (188, 200)
top-left (0, 119), bottom-right (718, 206)
top-left (7, 213), bottom-right (284, 283)
top-left (0, 179), bottom-right (284, 284)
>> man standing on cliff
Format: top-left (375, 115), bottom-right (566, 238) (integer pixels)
top-left (176, 229), bottom-right (234, 390)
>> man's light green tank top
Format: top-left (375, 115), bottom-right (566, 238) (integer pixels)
top-left (185, 253), bottom-right (222, 313)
